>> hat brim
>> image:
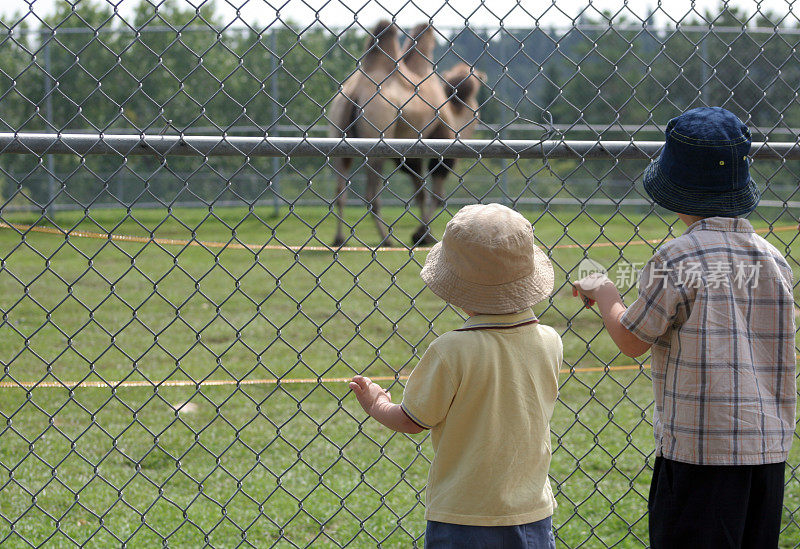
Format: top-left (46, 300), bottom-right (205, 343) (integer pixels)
top-left (420, 242), bottom-right (554, 314)
top-left (643, 159), bottom-right (760, 217)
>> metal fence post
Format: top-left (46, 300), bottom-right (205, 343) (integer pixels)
top-left (42, 33), bottom-right (56, 217)
top-left (500, 29), bottom-right (510, 205)
top-left (270, 28), bottom-right (281, 216)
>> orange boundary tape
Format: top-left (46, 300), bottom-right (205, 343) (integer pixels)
top-left (0, 363), bottom-right (651, 389)
top-left (0, 222), bottom-right (796, 253)
top-left (4, 357), bottom-right (799, 389)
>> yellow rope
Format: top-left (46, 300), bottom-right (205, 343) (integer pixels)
top-left (0, 363), bottom-right (652, 389)
top-left (5, 356), bottom-right (800, 389)
top-left (0, 221), bottom-right (795, 253)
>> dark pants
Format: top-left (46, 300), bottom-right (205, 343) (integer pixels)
top-left (649, 457), bottom-right (785, 549)
top-left (425, 516), bottom-right (555, 548)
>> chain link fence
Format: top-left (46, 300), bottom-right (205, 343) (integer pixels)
top-left (0, 0), bottom-right (798, 547)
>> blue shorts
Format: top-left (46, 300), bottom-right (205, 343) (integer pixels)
top-left (424, 516), bottom-right (555, 548)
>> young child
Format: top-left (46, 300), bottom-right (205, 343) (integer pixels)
top-left (573, 107), bottom-right (796, 548)
top-left (349, 203), bottom-right (562, 548)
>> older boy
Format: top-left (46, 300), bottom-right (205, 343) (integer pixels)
top-left (350, 203), bottom-right (562, 548)
top-left (573, 107), bottom-right (796, 547)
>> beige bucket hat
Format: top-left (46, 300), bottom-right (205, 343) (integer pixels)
top-left (420, 203), bottom-right (554, 314)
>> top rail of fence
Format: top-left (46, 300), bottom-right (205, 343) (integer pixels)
top-left (1, 133), bottom-right (798, 160)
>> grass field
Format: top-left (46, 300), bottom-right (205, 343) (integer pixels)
top-left (0, 202), bottom-right (797, 547)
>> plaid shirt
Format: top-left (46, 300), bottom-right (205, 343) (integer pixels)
top-left (621, 217), bottom-right (796, 465)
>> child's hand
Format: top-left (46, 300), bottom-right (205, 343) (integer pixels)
top-left (349, 375), bottom-right (392, 417)
top-left (572, 272), bottom-right (616, 308)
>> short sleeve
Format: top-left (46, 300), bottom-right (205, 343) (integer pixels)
top-left (552, 330), bottom-right (563, 396)
top-left (548, 327), bottom-right (563, 379)
top-left (400, 343), bottom-right (457, 429)
top-left (620, 255), bottom-right (684, 344)
top-left (556, 332), bottom-right (564, 370)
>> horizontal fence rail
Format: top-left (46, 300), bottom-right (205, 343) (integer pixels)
top-left (3, 133), bottom-right (800, 159)
top-left (45, 123), bottom-right (800, 137)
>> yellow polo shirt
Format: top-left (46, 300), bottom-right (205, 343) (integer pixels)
top-left (401, 309), bottom-right (562, 526)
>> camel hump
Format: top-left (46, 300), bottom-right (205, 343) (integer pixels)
top-left (404, 23), bottom-right (436, 56)
top-left (362, 20), bottom-right (400, 72)
top-left (444, 64), bottom-right (484, 111)
top-left (401, 23), bottom-right (436, 74)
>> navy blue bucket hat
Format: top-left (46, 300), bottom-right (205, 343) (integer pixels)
top-left (643, 107), bottom-right (760, 216)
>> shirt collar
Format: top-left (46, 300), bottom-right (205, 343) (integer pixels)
top-left (683, 216), bottom-right (754, 236)
top-left (459, 308), bottom-right (539, 331)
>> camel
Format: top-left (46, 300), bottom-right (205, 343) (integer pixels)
top-left (328, 21), bottom-right (484, 247)
top-left (397, 62), bottom-right (486, 244)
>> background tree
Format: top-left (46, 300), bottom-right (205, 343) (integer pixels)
top-left (0, 0), bottom-right (796, 210)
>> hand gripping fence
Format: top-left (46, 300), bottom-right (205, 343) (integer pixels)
top-left (0, 1), bottom-right (798, 547)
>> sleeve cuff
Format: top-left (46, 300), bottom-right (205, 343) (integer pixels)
top-left (400, 403), bottom-right (432, 430)
top-left (620, 308), bottom-right (659, 345)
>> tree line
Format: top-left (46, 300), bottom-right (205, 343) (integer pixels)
top-left (0, 0), bottom-right (796, 209)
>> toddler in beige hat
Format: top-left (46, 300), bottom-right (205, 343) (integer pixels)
top-left (349, 203), bottom-right (562, 548)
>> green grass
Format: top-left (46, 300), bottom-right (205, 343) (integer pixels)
top-left (0, 203), bottom-right (797, 547)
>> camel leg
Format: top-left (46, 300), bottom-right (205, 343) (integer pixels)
top-left (365, 158), bottom-right (392, 246)
top-left (332, 157), bottom-right (351, 247)
top-left (431, 158), bottom-right (456, 208)
top-left (431, 174), bottom-right (446, 209)
top-left (411, 173), bottom-right (434, 246)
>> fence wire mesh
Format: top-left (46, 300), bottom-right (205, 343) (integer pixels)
top-left (0, 0), bottom-right (798, 547)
